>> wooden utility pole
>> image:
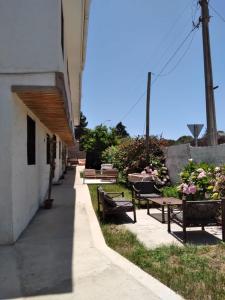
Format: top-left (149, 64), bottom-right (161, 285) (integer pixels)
top-left (199, 0), bottom-right (218, 145)
top-left (146, 72), bottom-right (151, 164)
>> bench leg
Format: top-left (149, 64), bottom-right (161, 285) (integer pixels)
top-left (183, 226), bottom-right (187, 244)
top-left (162, 205), bottom-right (165, 223)
top-left (147, 199), bottom-right (150, 215)
top-left (133, 208), bottom-right (137, 223)
top-left (167, 205), bottom-right (171, 233)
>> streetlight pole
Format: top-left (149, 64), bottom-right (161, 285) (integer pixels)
top-left (199, 0), bottom-right (218, 145)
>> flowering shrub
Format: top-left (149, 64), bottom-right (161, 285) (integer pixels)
top-left (102, 137), bottom-right (169, 182)
top-left (178, 160), bottom-right (225, 200)
top-left (141, 162), bottom-right (170, 186)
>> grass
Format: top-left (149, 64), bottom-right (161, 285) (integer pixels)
top-left (102, 225), bottom-right (225, 300)
top-left (88, 183), bottom-right (225, 300)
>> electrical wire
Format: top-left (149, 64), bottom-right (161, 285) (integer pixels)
top-left (153, 27), bottom-right (198, 77)
top-left (209, 3), bottom-right (225, 23)
top-left (118, 24), bottom-right (199, 123)
top-left (121, 0), bottom-right (194, 100)
top-left (151, 25), bottom-right (199, 84)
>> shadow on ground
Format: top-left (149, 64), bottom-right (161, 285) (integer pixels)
top-left (171, 230), bottom-right (222, 245)
top-left (0, 169), bottom-right (75, 299)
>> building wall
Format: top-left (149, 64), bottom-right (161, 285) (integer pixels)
top-left (0, 0), bottom-right (63, 74)
top-left (0, 73), bottom-right (66, 244)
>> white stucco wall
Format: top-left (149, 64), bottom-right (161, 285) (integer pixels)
top-left (0, 73), bottom-right (67, 244)
top-left (0, 0), bottom-right (63, 73)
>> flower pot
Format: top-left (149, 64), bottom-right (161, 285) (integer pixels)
top-left (44, 198), bottom-right (54, 209)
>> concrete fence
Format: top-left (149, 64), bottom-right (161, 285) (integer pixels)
top-left (164, 143), bottom-right (225, 184)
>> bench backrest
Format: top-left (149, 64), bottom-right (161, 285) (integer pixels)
top-left (133, 181), bottom-right (159, 194)
top-left (84, 169), bottom-right (96, 177)
top-left (184, 200), bottom-right (221, 222)
top-left (102, 168), bottom-right (118, 176)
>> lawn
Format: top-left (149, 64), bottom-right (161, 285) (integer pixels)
top-left (88, 183), bottom-right (225, 300)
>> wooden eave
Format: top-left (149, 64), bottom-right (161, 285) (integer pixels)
top-left (12, 85), bottom-right (74, 145)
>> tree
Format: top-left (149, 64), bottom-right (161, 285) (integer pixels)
top-left (175, 135), bottom-right (194, 145)
top-left (81, 125), bottom-right (118, 169)
top-left (75, 112), bottom-right (88, 140)
top-left (114, 122), bottom-right (129, 138)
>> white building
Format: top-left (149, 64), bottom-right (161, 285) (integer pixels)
top-left (0, 0), bottom-right (90, 244)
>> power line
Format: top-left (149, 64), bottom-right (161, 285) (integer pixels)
top-left (118, 91), bottom-right (146, 122)
top-left (154, 27), bottom-right (198, 77)
top-left (209, 3), bottom-right (225, 23)
top-left (122, 0), bottom-right (194, 100)
top-left (118, 24), bottom-right (199, 123)
top-left (152, 25), bottom-right (199, 84)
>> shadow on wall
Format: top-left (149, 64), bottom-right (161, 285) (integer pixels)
top-left (0, 169), bottom-right (75, 299)
top-left (164, 143), bottom-right (225, 184)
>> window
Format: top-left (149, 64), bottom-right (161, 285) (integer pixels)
top-left (27, 116), bottom-right (36, 165)
top-left (46, 134), bottom-right (50, 164)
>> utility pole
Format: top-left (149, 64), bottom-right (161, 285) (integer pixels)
top-left (199, 0), bottom-right (218, 145)
top-left (146, 72), bottom-right (151, 164)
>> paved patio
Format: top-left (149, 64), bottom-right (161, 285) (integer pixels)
top-left (125, 209), bottom-right (223, 248)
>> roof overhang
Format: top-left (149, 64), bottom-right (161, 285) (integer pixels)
top-left (12, 73), bottom-right (74, 145)
top-left (62, 0), bottom-right (90, 125)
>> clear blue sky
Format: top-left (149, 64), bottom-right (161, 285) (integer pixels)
top-left (82, 0), bottom-right (225, 140)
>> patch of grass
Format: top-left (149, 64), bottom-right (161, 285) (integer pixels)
top-left (88, 184), bottom-right (225, 300)
top-left (102, 225), bottom-right (225, 300)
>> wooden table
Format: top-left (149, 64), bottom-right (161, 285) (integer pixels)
top-left (147, 197), bottom-right (182, 223)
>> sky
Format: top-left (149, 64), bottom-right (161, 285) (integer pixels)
top-left (82, 0), bottom-right (225, 140)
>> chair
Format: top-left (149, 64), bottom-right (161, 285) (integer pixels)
top-left (132, 181), bottom-right (161, 210)
top-left (168, 199), bottom-right (225, 243)
top-left (97, 186), bottom-right (136, 223)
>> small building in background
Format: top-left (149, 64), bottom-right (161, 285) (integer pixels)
top-left (0, 0), bottom-right (90, 244)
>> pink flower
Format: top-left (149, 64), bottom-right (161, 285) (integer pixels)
top-left (182, 184), bottom-right (190, 195)
top-left (188, 184), bottom-right (197, 195)
top-left (198, 171), bottom-right (206, 179)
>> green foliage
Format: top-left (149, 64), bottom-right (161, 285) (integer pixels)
top-left (178, 160), bottom-right (225, 200)
top-left (161, 186), bottom-right (179, 198)
top-left (81, 125), bottom-right (118, 169)
top-left (75, 112), bottom-right (88, 140)
top-left (113, 122), bottom-right (129, 138)
top-left (175, 135), bottom-right (194, 145)
top-left (102, 136), bottom-right (166, 182)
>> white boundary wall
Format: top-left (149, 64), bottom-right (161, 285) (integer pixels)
top-left (164, 143), bottom-right (225, 184)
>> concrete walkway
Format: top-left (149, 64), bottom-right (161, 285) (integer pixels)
top-left (0, 167), bottom-right (183, 300)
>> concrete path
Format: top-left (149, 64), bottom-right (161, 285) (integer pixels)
top-left (0, 167), bottom-right (183, 300)
top-left (125, 209), bottom-right (223, 249)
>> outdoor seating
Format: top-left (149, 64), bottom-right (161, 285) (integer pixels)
top-left (83, 169), bottom-right (96, 183)
top-left (168, 199), bottom-right (225, 243)
top-left (96, 168), bottom-right (118, 181)
top-left (132, 181), bottom-right (161, 208)
top-left (97, 186), bottom-right (136, 223)
top-left (83, 168), bottom-right (118, 183)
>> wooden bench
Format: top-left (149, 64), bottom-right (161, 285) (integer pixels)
top-left (96, 169), bottom-right (118, 182)
top-left (83, 169), bottom-right (96, 183)
top-left (83, 168), bottom-right (118, 183)
top-left (97, 186), bottom-right (136, 223)
top-left (168, 198), bottom-right (225, 243)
